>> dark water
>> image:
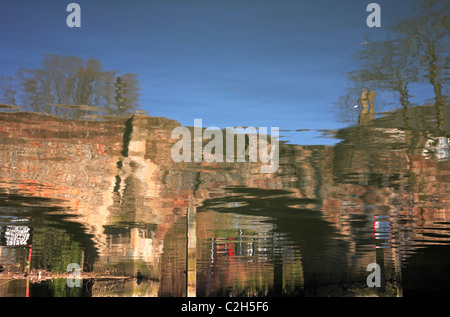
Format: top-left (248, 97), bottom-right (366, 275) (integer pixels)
top-left (0, 0), bottom-right (449, 298)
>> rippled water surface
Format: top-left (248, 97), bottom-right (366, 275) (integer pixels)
top-left (0, 109), bottom-right (449, 297)
top-left (0, 0), bottom-right (449, 297)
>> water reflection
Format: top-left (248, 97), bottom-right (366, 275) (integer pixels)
top-left (1, 54), bottom-right (140, 118)
top-left (197, 208), bottom-right (304, 296)
top-left (1, 100), bottom-right (449, 296)
top-left (373, 216), bottom-right (393, 249)
top-left (336, 0), bottom-right (448, 126)
top-left (0, 0), bottom-right (449, 298)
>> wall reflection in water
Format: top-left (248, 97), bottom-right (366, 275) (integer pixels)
top-left (0, 100), bottom-right (448, 296)
top-left (0, 0), bottom-right (449, 297)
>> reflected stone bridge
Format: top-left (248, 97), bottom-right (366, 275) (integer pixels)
top-left (0, 107), bottom-right (449, 296)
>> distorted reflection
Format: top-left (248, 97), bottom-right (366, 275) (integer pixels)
top-left (0, 54), bottom-right (140, 118)
top-left (0, 0), bottom-right (449, 297)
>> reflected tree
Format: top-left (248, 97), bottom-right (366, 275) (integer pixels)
top-left (0, 54), bottom-right (141, 118)
top-left (393, 0), bottom-right (449, 131)
top-left (0, 75), bottom-right (17, 106)
top-left (337, 0), bottom-right (449, 126)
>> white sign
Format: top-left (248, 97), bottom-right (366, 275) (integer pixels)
top-left (4, 225), bottom-right (31, 246)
